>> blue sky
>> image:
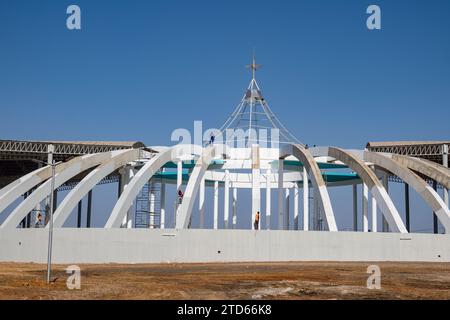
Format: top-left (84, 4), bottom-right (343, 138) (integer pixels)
top-left (0, 0), bottom-right (449, 231)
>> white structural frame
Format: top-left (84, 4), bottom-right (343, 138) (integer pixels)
top-left (1, 143), bottom-right (449, 236)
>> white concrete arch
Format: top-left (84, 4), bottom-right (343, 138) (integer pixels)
top-left (392, 154), bottom-right (450, 189)
top-left (280, 144), bottom-right (338, 232)
top-left (327, 147), bottom-right (407, 233)
top-left (364, 151), bottom-right (450, 233)
top-left (176, 145), bottom-right (216, 229)
top-left (52, 149), bottom-right (141, 228)
top-left (0, 150), bottom-right (132, 229)
top-left (0, 154), bottom-right (100, 218)
top-left (105, 144), bottom-right (204, 228)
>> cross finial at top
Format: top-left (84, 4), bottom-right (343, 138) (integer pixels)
top-left (246, 55), bottom-right (261, 80)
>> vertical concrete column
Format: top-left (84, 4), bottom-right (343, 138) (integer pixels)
top-left (277, 159), bottom-right (284, 230)
top-left (232, 187), bottom-right (237, 229)
top-left (382, 172), bottom-right (389, 232)
top-left (353, 184), bottom-right (358, 231)
top-left (251, 145), bottom-right (261, 230)
top-left (303, 167), bottom-right (309, 231)
top-left (119, 167), bottom-right (127, 228)
top-left (285, 188), bottom-right (290, 230)
top-left (371, 194), bottom-right (377, 232)
top-left (224, 170), bottom-right (230, 229)
top-left (126, 167), bottom-right (135, 228)
top-left (176, 159), bottom-right (183, 220)
top-left (47, 144), bottom-right (54, 166)
top-left (294, 182), bottom-right (299, 230)
top-left (213, 180), bottom-right (219, 229)
top-left (266, 169), bottom-right (271, 230)
top-left (176, 159), bottom-right (183, 190)
top-left (160, 182), bottom-right (166, 229)
top-left (443, 144), bottom-right (449, 209)
top-left (149, 186), bottom-right (155, 228)
top-left (120, 166), bottom-right (135, 228)
top-left (362, 183), bottom-right (369, 232)
top-left (369, 165), bottom-right (377, 233)
top-left (199, 176), bottom-right (205, 229)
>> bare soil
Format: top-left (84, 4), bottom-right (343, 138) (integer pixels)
top-left (0, 262), bottom-right (449, 300)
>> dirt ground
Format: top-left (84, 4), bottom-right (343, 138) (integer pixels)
top-left (0, 262), bottom-right (449, 300)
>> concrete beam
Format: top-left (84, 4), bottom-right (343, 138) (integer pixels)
top-left (392, 154), bottom-right (450, 190)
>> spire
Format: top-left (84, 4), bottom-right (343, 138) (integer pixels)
top-left (219, 58), bottom-right (304, 148)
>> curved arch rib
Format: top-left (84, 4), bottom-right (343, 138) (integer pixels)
top-left (364, 151), bottom-right (450, 233)
top-left (328, 147), bottom-right (407, 233)
top-left (0, 150), bottom-right (130, 229)
top-left (176, 145), bottom-right (216, 229)
top-left (280, 144), bottom-right (338, 231)
top-left (105, 144), bottom-right (203, 228)
top-left (52, 149), bottom-right (141, 228)
top-left (392, 155), bottom-right (450, 190)
top-left (0, 154), bottom-right (100, 218)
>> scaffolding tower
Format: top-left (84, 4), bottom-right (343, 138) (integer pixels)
top-left (134, 176), bottom-right (162, 228)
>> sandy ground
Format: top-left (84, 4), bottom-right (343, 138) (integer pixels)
top-left (0, 262), bottom-right (449, 300)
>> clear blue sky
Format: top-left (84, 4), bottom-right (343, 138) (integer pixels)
top-left (1, 0), bottom-right (449, 231)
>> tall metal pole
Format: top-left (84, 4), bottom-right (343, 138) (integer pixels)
top-left (46, 162), bottom-right (55, 283)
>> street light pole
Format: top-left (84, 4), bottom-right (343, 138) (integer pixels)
top-left (32, 158), bottom-right (58, 284)
top-left (46, 161), bottom-right (56, 283)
